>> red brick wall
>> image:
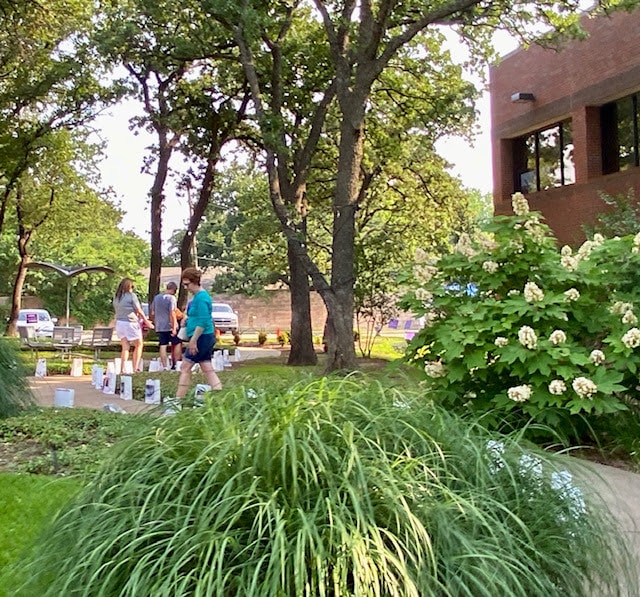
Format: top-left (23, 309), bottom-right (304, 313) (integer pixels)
top-left (212, 289), bottom-right (327, 333)
top-left (490, 9), bottom-right (640, 241)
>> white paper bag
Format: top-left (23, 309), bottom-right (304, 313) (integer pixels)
top-left (144, 379), bottom-right (161, 404)
top-left (120, 375), bottom-right (133, 400)
top-left (91, 364), bottom-right (103, 389)
top-left (35, 358), bottom-right (47, 378)
top-left (195, 384), bottom-right (211, 400)
top-left (103, 369), bottom-right (117, 395)
top-left (223, 350), bottom-right (232, 367)
top-left (234, 349), bottom-right (241, 362)
top-left (213, 353), bottom-right (224, 372)
top-left (148, 359), bottom-right (161, 372)
top-left (70, 358), bottom-right (83, 377)
top-left (122, 360), bottom-right (134, 374)
top-left (114, 358), bottom-right (122, 373)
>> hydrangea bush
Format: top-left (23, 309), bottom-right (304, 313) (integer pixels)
top-left (400, 193), bottom-right (640, 431)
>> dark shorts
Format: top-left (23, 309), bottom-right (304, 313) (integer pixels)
top-left (157, 331), bottom-right (182, 346)
top-left (183, 333), bottom-right (216, 364)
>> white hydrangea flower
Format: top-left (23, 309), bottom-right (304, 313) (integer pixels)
top-left (510, 239), bottom-right (525, 253)
top-left (563, 288), bottom-right (580, 302)
top-left (572, 377), bottom-right (598, 399)
top-left (610, 301), bottom-right (634, 315)
top-left (507, 289), bottom-right (520, 297)
top-left (524, 220), bottom-right (546, 242)
top-left (518, 326), bottom-right (538, 349)
top-left (482, 260), bottom-right (499, 274)
top-left (414, 248), bottom-right (431, 264)
top-left (633, 246), bottom-right (639, 255)
top-left (548, 330), bottom-right (567, 345)
top-left (589, 350), bottom-right (606, 365)
top-left (548, 379), bottom-right (566, 395)
top-left (511, 192), bottom-right (530, 216)
top-left (494, 336), bottom-right (509, 347)
top-left (413, 264), bottom-right (438, 285)
top-left (622, 328), bottom-right (640, 349)
top-left (560, 255), bottom-right (579, 272)
top-left (454, 233), bottom-right (477, 258)
top-left (622, 310), bottom-right (638, 326)
top-left (424, 361), bottom-right (446, 378)
top-left (524, 281), bottom-right (544, 303)
top-left (577, 240), bottom-right (596, 260)
top-left (423, 312), bottom-right (439, 327)
top-left (593, 233), bottom-right (605, 245)
top-left (415, 288), bottom-right (433, 303)
top-left (508, 384), bottom-right (532, 402)
top-left (560, 245), bottom-right (573, 257)
top-left (634, 232), bottom-right (640, 246)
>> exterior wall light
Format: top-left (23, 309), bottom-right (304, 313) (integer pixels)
top-left (511, 92), bottom-right (536, 102)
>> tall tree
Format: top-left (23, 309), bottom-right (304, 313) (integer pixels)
top-left (0, 0), bottom-right (112, 236)
top-left (93, 0), bottom-right (248, 303)
top-left (209, 0), bottom-right (628, 371)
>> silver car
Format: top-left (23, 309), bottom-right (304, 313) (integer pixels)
top-left (212, 303), bottom-right (239, 334)
top-left (16, 308), bottom-right (57, 337)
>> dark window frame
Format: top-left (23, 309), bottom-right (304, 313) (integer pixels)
top-left (513, 120), bottom-right (573, 194)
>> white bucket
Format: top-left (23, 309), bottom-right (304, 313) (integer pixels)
top-left (54, 388), bottom-right (74, 408)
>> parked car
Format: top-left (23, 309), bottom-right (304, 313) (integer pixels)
top-left (212, 303), bottom-right (239, 334)
top-left (16, 308), bottom-right (57, 337)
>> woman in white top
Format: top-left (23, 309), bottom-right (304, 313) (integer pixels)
top-left (113, 278), bottom-right (153, 373)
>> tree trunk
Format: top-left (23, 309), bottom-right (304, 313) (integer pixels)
top-left (6, 234), bottom-right (30, 336)
top-left (324, 107), bottom-right (365, 371)
top-left (148, 130), bottom-right (172, 304)
top-left (287, 239), bottom-right (317, 366)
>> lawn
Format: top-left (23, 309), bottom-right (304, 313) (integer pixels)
top-left (0, 474), bottom-right (83, 597)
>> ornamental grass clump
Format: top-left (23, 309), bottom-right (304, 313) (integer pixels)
top-left (13, 378), bottom-right (635, 596)
top-left (400, 192), bottom-right (640, 435)
top-left (0, 337), bottom-right (34, 418)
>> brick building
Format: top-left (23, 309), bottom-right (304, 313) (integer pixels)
top-left (490, 9), bottom-right (640, 245)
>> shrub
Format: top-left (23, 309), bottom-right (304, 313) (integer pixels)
top-left (257, 329), bottom-right (267, 345)
top-left (276, 329), bottom-right (290, 346)
top-left (399, 192), bottom-right (640, 436)
top-left (13, 378), bottom-right (635, 596)
top-left (0, 338), bottom-right (34, 418)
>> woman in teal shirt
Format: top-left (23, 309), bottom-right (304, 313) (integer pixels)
top-left (176, 267), bottom-right (222, 400)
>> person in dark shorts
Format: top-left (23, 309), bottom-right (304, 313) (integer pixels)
top-left (176, 268), bottom-right (222, 399)
top-left (150, 281), bottom-right (182, 369)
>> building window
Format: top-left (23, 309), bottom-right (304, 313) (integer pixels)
top-left (513, 120), bottom-right (574, 193)
top-left (602, 93), bottom-right (640, 175)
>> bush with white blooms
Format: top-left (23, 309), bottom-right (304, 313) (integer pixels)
top-left (400, 192), bottom-right (640, 430)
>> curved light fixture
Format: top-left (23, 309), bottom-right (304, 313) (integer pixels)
top-left (26, 262), bottom-right (115, 326)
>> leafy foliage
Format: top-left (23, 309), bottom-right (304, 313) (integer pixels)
top-left (0, 407), bottom-right (154, 476)
top-left (400, 193), bottom-right (640, 437)
top-left (0, 339), bottom-right (34, 419)
top-left (13, 378), bottom-right (635, 596)
top-left (583, 188), bottom-right (640, 238)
